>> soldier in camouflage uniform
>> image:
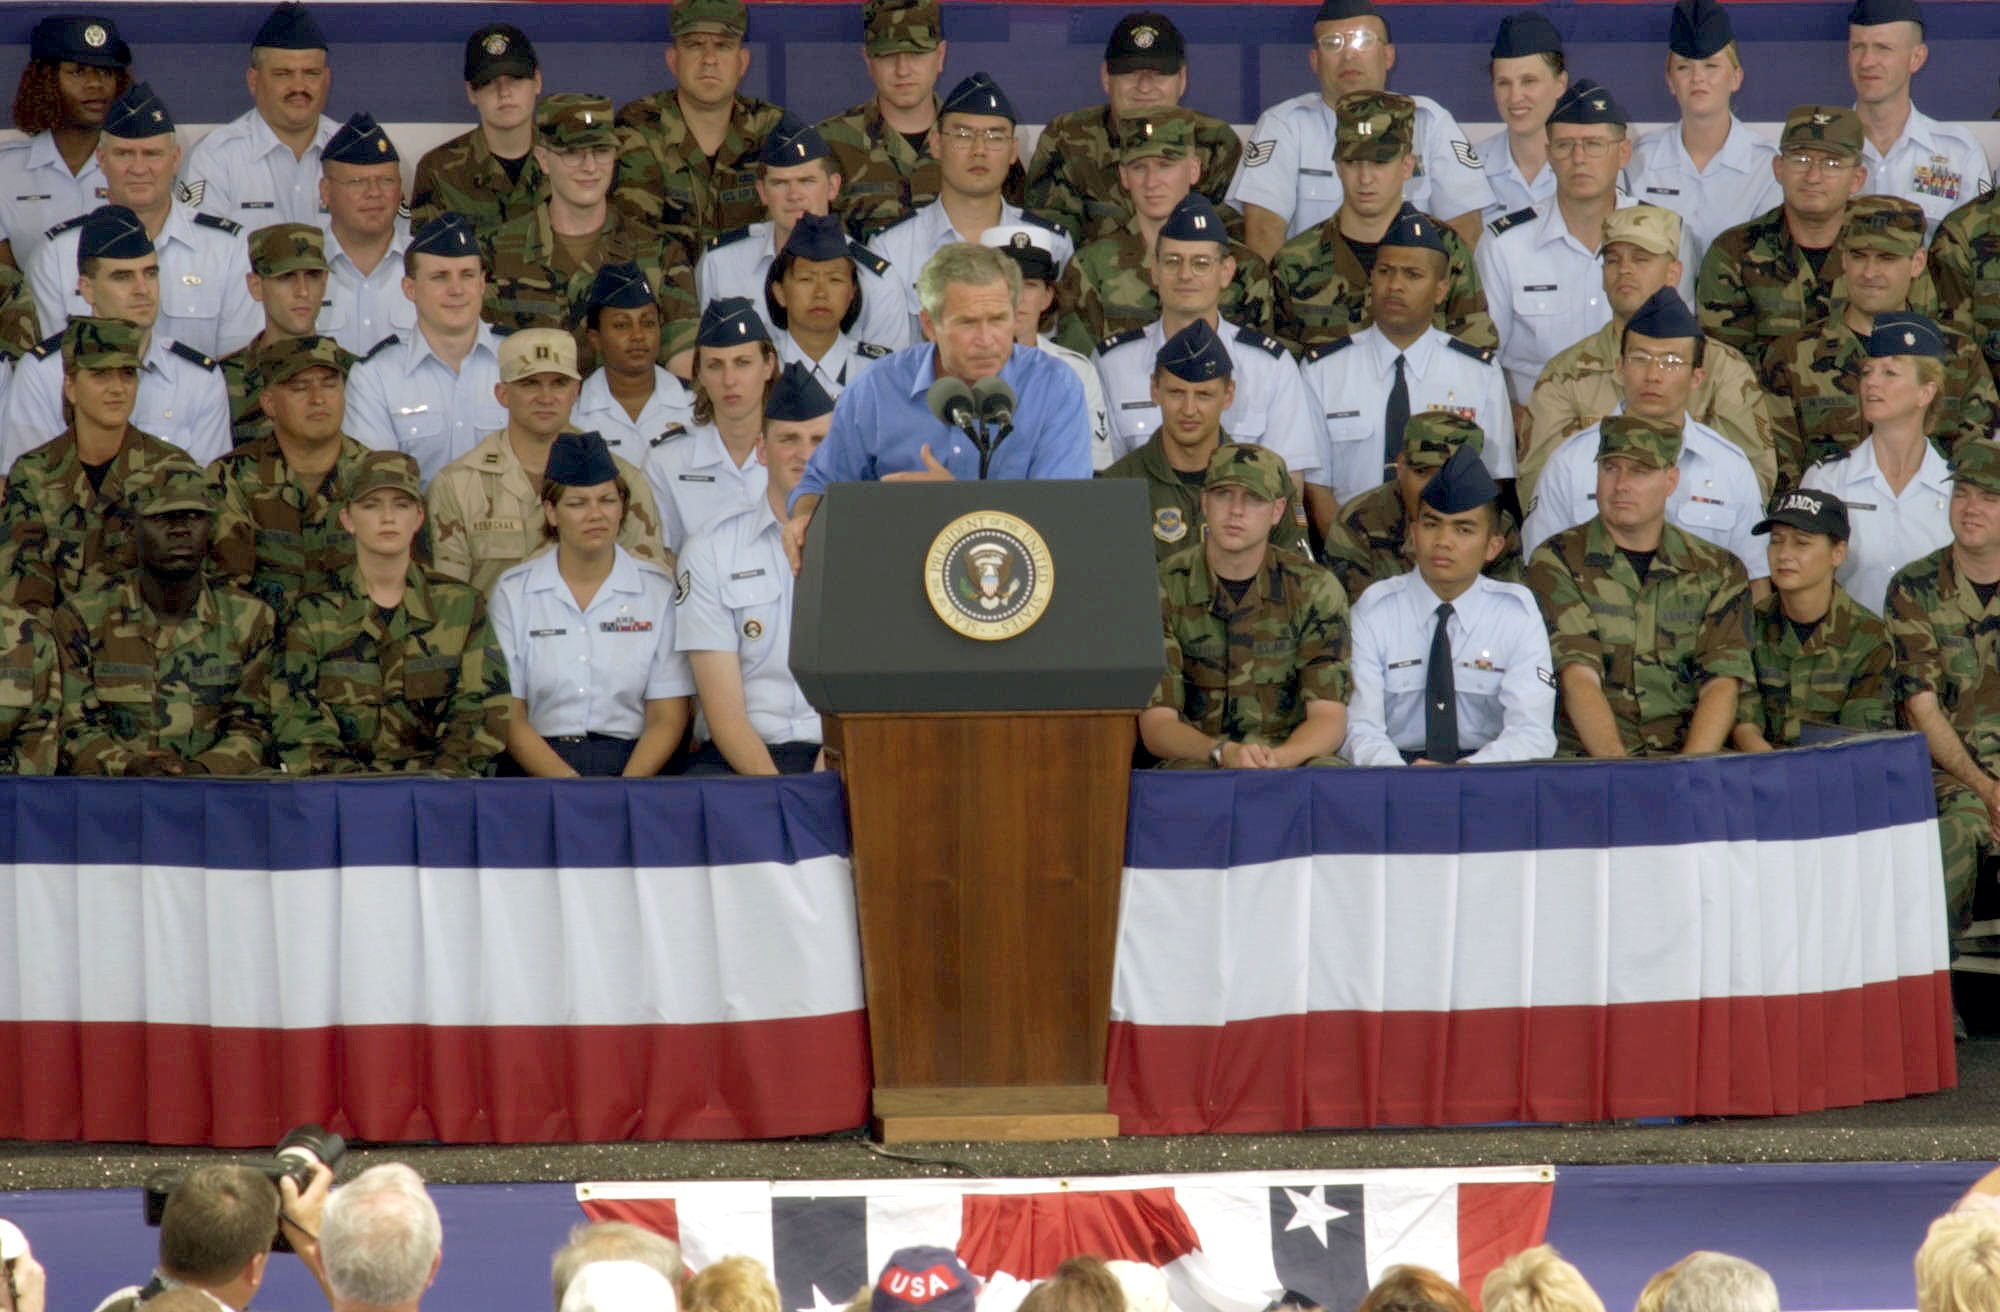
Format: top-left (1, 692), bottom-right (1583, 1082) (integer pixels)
top-left (409, 23), bottom-right (549, 238)
top-left (275, 450), bottom-right (509, 776)
top-left (0, 601), bottom-right (59, 774)
top-left (817, 0), bottom-right (1026, 242)
top-left (1024, 12), bottom-right (1243, 246)
top-left (1930, 190), bottom-right (2000, 391)
top-left (0, 317), bottom-right (188, 612)
top-left (1324, 411), bottom-right (1524, 600)
top-left (208, 334), bottom-right (377, 623)
top-left (1523, 203), bottom-right (1780, 500)
top-left (1271, 92), bottom-right (1492, 356)
top-left (56, 459), bottom-right (277, 776)
top-left (613, 0), bottom-right (783, 248)
top-left (1882, 440), bottom-right (2000, 938)
top-left (1730, 488), bottom-right (1893, 751)
top-left (1526, 414), bottom-right (1754, 757)
top-left (487, 94), bottom-right (699, 374)
top-left (1696, 105), bottom-right (1939, 375)
top-left (1760, 198), bottom-right (1996, 483)
top-left (1137, 442), bottom-right (1349, 768)
top-left (218, 223), bottom-right (329, 449)
top-left (0, 263), bottom-right (43, 359)
top-left (1051, 111), bottom-right (1271, 356)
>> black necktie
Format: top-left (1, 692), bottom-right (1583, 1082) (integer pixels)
top-left (1384, 353), bottom-right (1410, 479)
top-left (1425, 601), bottom-right (1459, 763)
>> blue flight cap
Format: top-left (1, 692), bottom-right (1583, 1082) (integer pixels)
top-left (1865, 311), bottom-right (1947, 359)
top-left (103, 82), bottom-right (173, 140)
top-left (1314, 0), bottom-right (1383, 23)
top-left (1380, 204), bottom-right (1450, 256)
top-left (545, 432), bottom-right (619, 488)
top-left (253, 2), bottom-right (327, 49)
top-left (1668, 0), bottom-right (1735, 58)
top-left (940, 72), bottom-right (1017, 124)
top-left (760, 113), bottom-right (831, 169)
top-left (409, 213), bottom-right (480, 259)
top-left (77, 205), bottom-right (153, 266)
top-left (1420, 443), bottom-right (1500, 514)
top-left (1156, 319), bottom-right (1233, 383)
top-left (586, 261), bottom-right (656, 310)
top-left (1490, 10), bottom-right (1562, 59)
top-left (323, 112), bottom-right (399, 165)
top-left (780, 213), bottom-right (852, 263)
top-left (1847, 0), bottom-right (1923, 27)
top-left (1625, 287), bottom-right (1704, 341)
top-left (698, 296), bottom-right (771, 347)
top-left (766, 362), bottom-right (836, 421)
top-left (1160, 194), bottom-right (1228, 246)
top-left (1548, 77), bottom-right (1626, 127)
top-left (31, 15), bottom-right (130, 69)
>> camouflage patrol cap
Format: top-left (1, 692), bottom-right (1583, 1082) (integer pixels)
top-left (863, 0), bottom-right (940, 55)
top-left (347, 450), bottom-right (424, 502)
top-left (257, 333), bottom-right (355, 386)
top-left (537, 94), bottom-right (618, 151)
top-left (1597, 414), bottom-right (1683, 470)
top-left (1842, 194), bottom-right (1925, 256)
top-left (1951, 440), bottom-right (2000, 495)
top-left (1204, 442), bottom-right (1292, 502)
top-left (1334, 91), bottom-right (1414, 163)
top-left (1780, 105), bottom-right (1863, 160)
top-left (671, 0), bottom-right (747, 39)
top-left (1402, 410), bottom-right (1486, 470)
top-left (1116, 110), bottom-right (1196, 164)
top-left (248, 222), bottom-right (328, 276)
top-left (130, 456), bottom-right (215, 517)
top-left (61, 315), bottom-right (143, 371)
top-left (1601, 204), bottom-right (1682, 258)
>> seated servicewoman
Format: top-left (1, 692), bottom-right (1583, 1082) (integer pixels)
top-left (488, 431), bottom-right (694, 777)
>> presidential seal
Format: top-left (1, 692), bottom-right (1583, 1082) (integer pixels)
top-left (923, 510), bottom-right (1054, 641)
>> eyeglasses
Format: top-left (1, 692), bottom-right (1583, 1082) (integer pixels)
top-left (939, 126), bottom-right (1014, 147)
top-left (1548, 137), bottom-right (1617, 160)
top-left (550, 145), bottom-right (617, 166)
top-left (1157, 253), bottom-right (1220, 274)
top-left (1622, 349), bottom-right (1693, 372)
top-left (1314, 30), bottom-right (1383, 53)
top-left (1780, 152), bottom-right (1856, 174)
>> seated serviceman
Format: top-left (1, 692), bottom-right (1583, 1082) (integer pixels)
top-left (208, 333), bottom-right (373, 619)
top-left (218, 222), bottom-right (329, 448)
top-left (1799, 312), bottom-right (1954, 613)
top-left (1226, 0), bottom-right (1492, 260)
top-left (0, 317), bottom-right (190, 612)
top-left (1301, 207), bottom-right (1514, 507)
top-left (572, 262), bottom-right (697, 459)
top-left (1523, 203), bottom-right (1778, 500)
top-left (1730, 487), bottom-right (1893, 752)
top-left (676, 363), bottom-right (830, 774)
top-left (428, 326), bottom-right (667, 594)
top-left (318, 112), bottom-right (414, 358)
top-left (276, 449), bottom-right (509, 776)
top-left (1344, 444), bottom-right (1556, 765)
top-left (1623, 0), bottom-right (1782, 265)
top-left (1323, 411), bottom-right (1524, 601)
top-left (613, 0), bottom-right (784, 249)
top-left (343, 213), bottom-right (509, 485)
top-left (644, 297), bottom-right (778, 551)
top-left (1883, 439), bottom-right (2000, 946)
top-left (1931, 188), bottom-right (2000, 393)
top-left (30, 83), bottom-right (259, 358)
top-left (1761, 195), bottom-right (1995, 482)
top-left (0, 599), bottom-right (60, 774)
top-left (1096, 196), bottom-right (1331, 533)
top-left (1100, 319), bottom-right (1305, 562)
top-left (176, 2), bottom-right (335, 226)
top-left (410, 23), bottom-right (547, 237)
top-left (762, 213), bottom-right (895, 398)
top-left (56, 457), bottom-right (277, 776)
top-left (1478, 11), bottom-right (1565, 222)
top-left (1271, 92), bottom-right (1492, 357)
top-left (0, 205), bottom-right (230, 472)
top-left (870, 73), bottom-right (1075, 336)
top-left (1526, 414), bottom-right (1754, 757)
top-left (0, 13), bottom-right (132, 271)
top-left (786, 242), bottom-right (1090, 563)
top-left (1523, 287), bottom-right (1766, 590)
top-left (1137, 442), bottom-right (1349, 768)
top-left (483, 94), bottom-right (699, 376)
top-left (981, 222), bottom-right (1110, 469)
top-left (1025, 12), bottom-right (1243, 246)
top-left (697, 115), bottom-right (909, 356)
top-left (1052, 110), bottom-right (1272, 355)
top-left (1846, 0), bottom-right (1989, 238)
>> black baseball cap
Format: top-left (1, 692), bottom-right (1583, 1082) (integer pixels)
top-left (1753, 488), bottom-right (1850, 540)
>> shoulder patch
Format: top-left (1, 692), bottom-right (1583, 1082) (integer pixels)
top-left (169, 340), bottom-right (217, 371)
top-left (706, 225), bottom-right (752, 251)
top-left (193, 212), bottom-right (242, 236)
top-left (651, 422), bottom-right (689, 449)
top-left (27, 331), bottom-right (62, 361)
top-left (42, 214), bottom-right (87, 241)
top-left (1233, 324), bottom-right (1287, 358)
top-left (855, 341), bottom-right (890, 358)
top-left (359, 334), bottom-right (399, 362)
top-left (1303, 335), bottom-right (1356, 365)
top-left (1098, 327), bottom-right (1147, 354)
top-left (1487, 207), bottom-right (1535, 237)
top-left (846, 239), bottom-right (890, 276)
top-left (1446, 336), bottom-right (1496, 364)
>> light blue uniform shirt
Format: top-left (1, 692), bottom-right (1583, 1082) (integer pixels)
top-left (694, 219), bottom-right (913, 353)
top-left (572, 365), bottom-right (695, 463)
top-left (488, 545), bottom-right (694, 740)
top-left (1856, 103), bottom-right (1994, 237)
top-left (29, 201), bottom-right (260, 358)
top-left (1624, 119), bottom-right (1783, 265)
top-left (869, 201), bottom-right (1074, 336)
top-left (774, 328), bottom-right (886, 399)
top-left (1345, 570), bottom-right (1557, 766)
top-left (0, 331), bottom-right (229, 475)
top-left (1799, 434), bottom-right (1953, 616)
top-left (178, 108), bottom-right (337, 227)
top-left (792, 342), bottom-right (1090, 507)
top-left (344, 323), bottom-right (509, 485)
top-left (675, 498), bottom-right (821, 746)
top-left (1477, 128), bottom-right (1555, 221)
top-left (0, 132), bottom-right (107, 269)
top-left (640, 421), bottom-right (768, 552)
top-left (1522, 411), bottom-right (1767, 578)
top-left (319, 222), bottom-right (413, 356)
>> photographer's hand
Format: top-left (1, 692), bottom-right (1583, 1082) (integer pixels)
top-left (280, 1163), bottom-right (335, 1305)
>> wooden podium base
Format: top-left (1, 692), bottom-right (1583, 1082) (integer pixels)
top-left (873, 1086), bottom-right (1121, 1143)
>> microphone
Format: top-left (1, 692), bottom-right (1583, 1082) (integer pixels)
top-left (971, 377), bottom-right (1016, 432)
top-left (925, 377), bottom-right (982, 443)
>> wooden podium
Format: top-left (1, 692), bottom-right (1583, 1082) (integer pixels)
top-left (792, 481), bottom-right (1163, 1142)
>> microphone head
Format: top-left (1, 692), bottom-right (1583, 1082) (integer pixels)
top-left (925, 376), bottom-right (975, 424)
top-left (971, 376), bottom-right (1016, 421)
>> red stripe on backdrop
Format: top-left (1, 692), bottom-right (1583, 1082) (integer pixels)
top-left (579, 1198), bottom-right (685, 1244)
top-left (958, 1190), bottom-right (1206, 1280)
top-left (0, 1014), bottom-right (871, 1146)
top-left (1458, 1183), bottom-right (1555, 1310)
top-left (1104, 974), bottom-right (1956, 1134)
